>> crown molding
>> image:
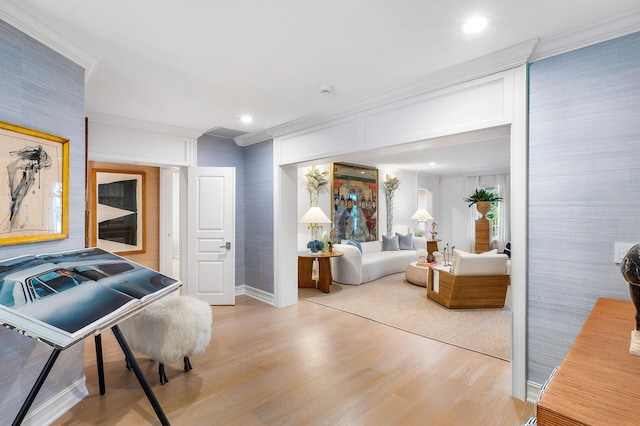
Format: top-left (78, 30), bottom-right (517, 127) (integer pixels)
top-left (234, 130), bottom-right (272, 146)
top-left (237, 9), bottom-right (640, 146)
top-left (88, 112), bottom-right (204, 139)
top-left (0, 0), bottom-right (98, 75)
top-left (530, 8), bottom-right (640, 62)
top-left (234, 39), bottom-right (537, 146)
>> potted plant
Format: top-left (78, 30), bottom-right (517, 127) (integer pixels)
top-left (463, 188), bottom-right (502, 218)
top-left (463, 188), bottom-right (503, 207)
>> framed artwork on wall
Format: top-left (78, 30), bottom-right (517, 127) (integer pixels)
top-left (0, 121), bottom-right (69, 246)
top-left (92, 169), bottom-right (146, 254)
top-left (331, 162), bottom-right (378, 243)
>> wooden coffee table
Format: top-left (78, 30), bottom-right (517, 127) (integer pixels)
top-left (298, 250), bottom-right (344, 293)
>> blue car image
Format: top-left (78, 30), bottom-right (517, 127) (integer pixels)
top-left (0, 249), bottom-right (179, 343)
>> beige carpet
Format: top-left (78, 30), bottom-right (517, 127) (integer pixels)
top-left (299, 272), bottom-right (511, 361)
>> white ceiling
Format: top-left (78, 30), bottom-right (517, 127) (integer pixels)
top-left (3, 1), bottom-right (640, 174)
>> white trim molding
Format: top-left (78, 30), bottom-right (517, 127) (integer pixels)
top-left (0, 0), bottom-right (98, 76)
top-left (527, 380), bottom-right (543, 405)
top-left (236, 284), bottom-right (276, 306)
top-left (236, 39), bottom-right (537, 147)
top-left (531, 8), bottom-right (640, 62)
top-left (25, 377), bottom-right (88, 425)
top-left (236, 9), bottom-right (640, 147)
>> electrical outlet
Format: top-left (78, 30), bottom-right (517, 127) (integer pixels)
top-left (615, 243), bottom-right (636, 264)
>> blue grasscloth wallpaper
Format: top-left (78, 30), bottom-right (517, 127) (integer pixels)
top-left (243, 140), bottom-right (274, 293)
top-left (528, 31), bottom-right (640, 384)
top-left (0, 19), bottom-right (85, 260)
top-left (197, 135), bottom-right (274, 292)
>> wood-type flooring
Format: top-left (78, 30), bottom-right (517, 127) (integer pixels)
top-left (53, 295), bottom-right (533, 425)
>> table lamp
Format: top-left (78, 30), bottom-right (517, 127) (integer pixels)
top-left (300, 206), bottom-right (331, 241)
top-left (410, 208), bottom-right (433, 237)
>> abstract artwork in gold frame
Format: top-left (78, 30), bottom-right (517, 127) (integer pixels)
top-left (0, 121), bottom-right (69, 246)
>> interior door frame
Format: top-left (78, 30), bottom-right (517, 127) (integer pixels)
top-left (273, 65), bottom-right (529, 400)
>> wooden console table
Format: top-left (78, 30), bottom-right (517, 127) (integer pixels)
top-left (297, 251), bottom-right (343, 293)
top-left (536, 298), bottom-right (640, 425)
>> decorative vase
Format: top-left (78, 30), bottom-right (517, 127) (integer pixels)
top-left (418, 256), bottom-right (426, 263)
top-left (475, 201), bottom-right (491, 219)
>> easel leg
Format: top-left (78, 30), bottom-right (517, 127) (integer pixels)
top-left (94, 334), bottom-right (106, 395)
top-left (111, 325), bottom-right (170, 426)
top-left (12, 348), bottom-right (61, 426)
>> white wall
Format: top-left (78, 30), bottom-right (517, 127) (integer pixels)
top-left (88, 114), bottom-right (199, 167)
top-left (297, 164), bottom-right (332, 250)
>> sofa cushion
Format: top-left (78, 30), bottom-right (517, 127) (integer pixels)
top-left (382, 235), bottom-right (399, 251)
top-left (396, 232), bottom-right (413, 250)
top-left (361, 240), bottom-right (382, 254)
top-left (453, 250), bottom-right (508, 275)
top-left (451, 248), bottom-right (496, 271)
top-left (345, 239), bottom-right (362, 253)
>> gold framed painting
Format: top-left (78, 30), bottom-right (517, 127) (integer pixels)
top-left (92, 169), bottom-right (146, 254)
top-left (331, 162), bottom-right (378, 243)
top-left (0, 121), bottom-right (69, 246)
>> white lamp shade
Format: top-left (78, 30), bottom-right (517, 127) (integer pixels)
top-left (410, 208), bottom-right (433, 221)
top-left (299, 206), bottom-right (331, 224)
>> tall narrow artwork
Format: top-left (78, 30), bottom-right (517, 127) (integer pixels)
top-left (0, 121), bottom-right (69, 246)
top-left (93, 169), bottom-right (146, 254)
top-left (331, 163), bottom-right (378, 243)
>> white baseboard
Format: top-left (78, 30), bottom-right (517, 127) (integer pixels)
top-left (24, 377), bottom-right (88, 425)
top-left (235, 284), bottom-right (276, 306)
top-left (526, 380), bottom-right (542, 404)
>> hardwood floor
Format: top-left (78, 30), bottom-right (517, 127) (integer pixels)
top-left (53, 295), bottom-right (532, 425)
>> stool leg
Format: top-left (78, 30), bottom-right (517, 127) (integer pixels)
top-left (183, 356), bottom-right (192, 372)
top-left (159, 363), bottom-right (168, 385)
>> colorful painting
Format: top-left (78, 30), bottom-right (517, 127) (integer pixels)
top-left (331, 163), bottom-right (378, 243)
top-left (0, 121), bottom-right (69, 246)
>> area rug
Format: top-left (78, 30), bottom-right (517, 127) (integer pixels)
top-left (299, 272), bottom-right (511, 361)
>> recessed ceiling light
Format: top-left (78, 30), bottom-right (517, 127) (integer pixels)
top-left (240, 115), bottom-right (253, 123)
top-left (462, 16), bottom-right (488, 34)
top-left (429, 162), bottom-right (436, 166)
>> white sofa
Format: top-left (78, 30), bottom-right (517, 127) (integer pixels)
top-left (331, 236), bottom-right (426, 285)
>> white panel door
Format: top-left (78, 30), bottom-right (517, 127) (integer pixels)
top-left (186, 167), bottom-right (235, 305)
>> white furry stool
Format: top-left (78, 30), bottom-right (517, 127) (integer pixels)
top-left (120, 295), bottom-right (212, 384)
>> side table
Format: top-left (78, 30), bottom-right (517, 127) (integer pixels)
top-left (426, 238), bottom-right (441, 260)
top-left (298, 250), bottom-right (344, 293)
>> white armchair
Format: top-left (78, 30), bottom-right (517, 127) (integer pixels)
top-left (427, 249), bottom-right (509, 309)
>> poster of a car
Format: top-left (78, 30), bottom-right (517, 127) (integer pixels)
top-left (0, 248), bottom-right (181, 348)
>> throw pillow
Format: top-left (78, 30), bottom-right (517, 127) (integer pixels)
top-left (396, 232), bottom-right (413, 250)
top-left (346, 239), bottom-right (363, 253)
top-left (504, 241), bottom-right (511, 258)
top-left (479, 249), bottom-right (498, 255)
top-left (382, 235), bottom-right (400, 251)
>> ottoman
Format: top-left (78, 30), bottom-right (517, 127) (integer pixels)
top-left (405, 261), bottom-right (428, 287)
